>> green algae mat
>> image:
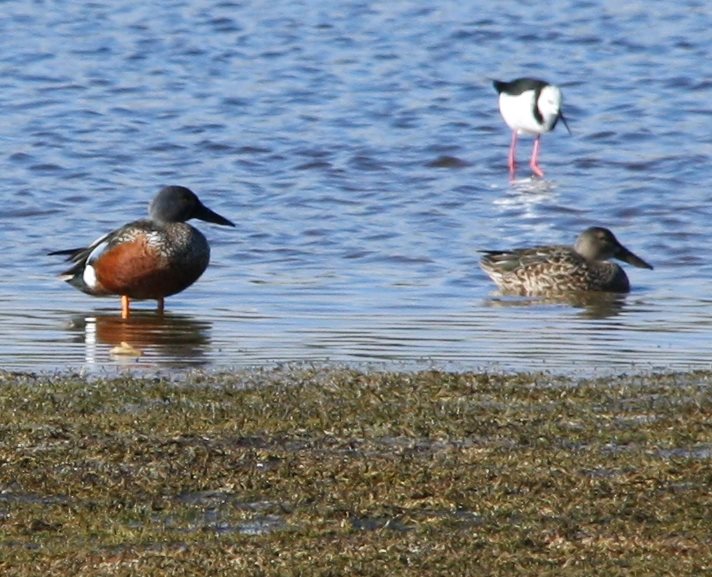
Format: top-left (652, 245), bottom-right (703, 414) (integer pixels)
top-left (0, 369), bottom-right (709, 576)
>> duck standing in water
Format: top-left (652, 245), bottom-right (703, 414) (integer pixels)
top-left (493, 77), bottom-right (571, 177)
top-left (480, 227), bottom-right (653, 295)
top-left (50, 186), bottom-right (234, 318)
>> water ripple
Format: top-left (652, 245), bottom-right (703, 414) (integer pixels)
top-left (1, 0), bottom-right (711, 374)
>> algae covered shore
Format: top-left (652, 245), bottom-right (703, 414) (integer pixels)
top-left (0, 368), bottom-right (709, 575)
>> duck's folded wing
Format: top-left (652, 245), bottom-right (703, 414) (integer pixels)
top-left (49, 231), bottom-right (113, 278)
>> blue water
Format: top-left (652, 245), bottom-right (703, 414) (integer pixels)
top-left (2, 0), bottom-right (711, 374)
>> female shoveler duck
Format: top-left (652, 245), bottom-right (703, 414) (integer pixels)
top-left (50, 185), bottom-right (234, 318)
top-left (493, 77), bottom-right (571, 178)
top-left (480, 227), bottom-right (653, 295)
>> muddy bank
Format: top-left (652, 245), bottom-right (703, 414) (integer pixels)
top-left (0, 368), bottom-right (709, 576)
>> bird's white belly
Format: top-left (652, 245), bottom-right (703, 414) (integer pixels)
top-left (498, 92), bottom-right (544, 135)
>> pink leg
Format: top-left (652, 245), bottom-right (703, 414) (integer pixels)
top-left (530, 135), bottom-right (544, 177)
top-left (508, 131), bottom-right (518, 176)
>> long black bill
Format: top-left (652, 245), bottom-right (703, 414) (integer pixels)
top-left (559, 111), bottom-right (572, 135)
top-left (195, 202), bottom-right (235, 227)
top-left (617, 245), bottom-right (653, 270)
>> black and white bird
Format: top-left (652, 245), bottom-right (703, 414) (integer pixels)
top-left (493, 78), bottom-right (571, 178)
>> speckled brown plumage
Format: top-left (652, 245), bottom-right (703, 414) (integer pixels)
top-left (480, 227), bottom-right (653, 295)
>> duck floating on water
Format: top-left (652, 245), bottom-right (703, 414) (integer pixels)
top-left (480, 227), bottom-right (653, 294)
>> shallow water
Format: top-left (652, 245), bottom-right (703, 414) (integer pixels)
top-left (2, 0), bottom-right (712, 375)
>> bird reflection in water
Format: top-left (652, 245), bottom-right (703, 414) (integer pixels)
top-left (483, 291), bottom-right (629, 320)
top-left (65, 311), bottom-right (212, 366)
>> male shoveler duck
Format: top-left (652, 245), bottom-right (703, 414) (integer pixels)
top-left (493, 77), bottom-right (571, 178)
top-left (50, 185), bottom-right (234, 318)
top-left (480, 227), bottom-right (653, 295)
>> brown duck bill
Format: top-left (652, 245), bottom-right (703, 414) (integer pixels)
top-left (617, 246), bottom-right (653, 270)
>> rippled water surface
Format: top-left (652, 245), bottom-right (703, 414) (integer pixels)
top-left (2, 0), bottom-right (712, 374)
